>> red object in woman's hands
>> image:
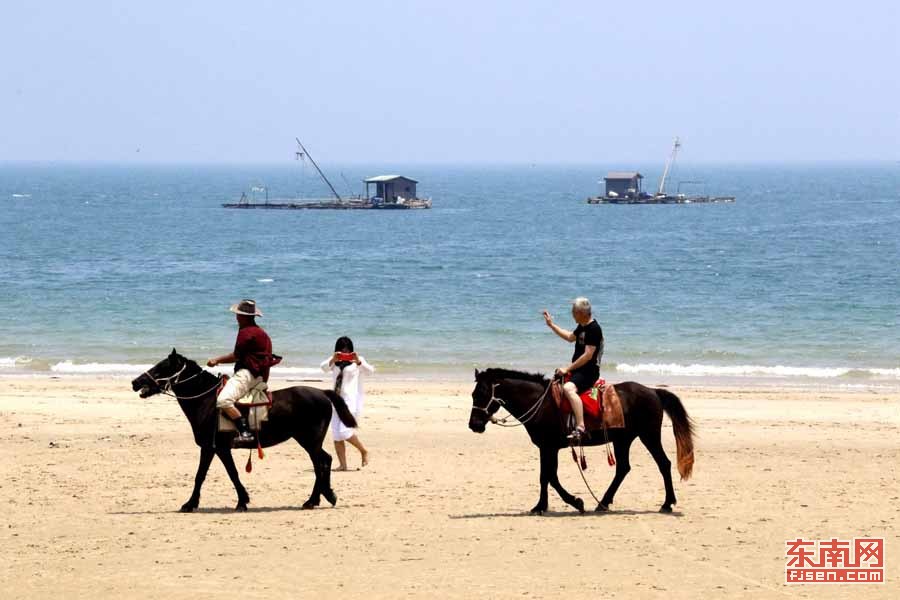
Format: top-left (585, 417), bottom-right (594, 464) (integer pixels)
top-left (337, 352), bottom-right (357, 362)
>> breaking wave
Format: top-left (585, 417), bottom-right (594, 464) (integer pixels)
top-left (33, 360), bottom-right (323, 377)
top-left (50, 361), bottom-right (152, 374)
top-left (615, 362), bottom-right (900, 379)
top-left (2, 356), bottom-right (896, 382)
top-left (0, 356), bottom-right (33, 368)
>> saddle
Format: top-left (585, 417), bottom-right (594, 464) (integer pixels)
top-left (551, 378), bottom-right (625, 430)
top-left (216, 375), bottom-right (273, 434)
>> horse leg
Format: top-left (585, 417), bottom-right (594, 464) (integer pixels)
top-left (181, 446), bottom-right (215, 512)
top-left (546, 447), bottom-right (585, 513)
top-left (530, 446), bottom-right (551, 514)
top-left (216, 448), bottom-right (250, 511)
top-left (299, 444), bottom-right (324, 509)
top-left (296, 425), bottom-right (336, 509)
top-left (640, 430), bottom-right (677, 513)
top-left (597, 436), bottom-right (634, 512)
top-left (317, 449), bottom-right (337, 506)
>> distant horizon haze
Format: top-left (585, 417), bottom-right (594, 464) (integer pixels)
top-left (2, 1), bottom-right (897, 164)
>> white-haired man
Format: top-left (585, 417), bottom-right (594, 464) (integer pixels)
top-left (542, 297), bottom-right (605, 439)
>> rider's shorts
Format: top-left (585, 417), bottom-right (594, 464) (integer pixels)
top-left (567, 370), bottom-right (597, 394)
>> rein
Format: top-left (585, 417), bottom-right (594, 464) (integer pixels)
top-left (143, 364), bottom-right (222, 401)
top-left (476, 379), bottom-right (552, 428)
top-left (572, 439), bottom-right (603, 505)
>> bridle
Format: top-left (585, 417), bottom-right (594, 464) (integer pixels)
top-left (473, 379), bottom-right (552, 428)
top-left (141, 362), bottom-right (222, 401)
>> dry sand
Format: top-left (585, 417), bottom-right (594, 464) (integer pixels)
top-left (1, 375), bottom-right (898, 599)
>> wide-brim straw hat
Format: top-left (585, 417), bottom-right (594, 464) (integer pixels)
top-left (229, 299), bottom-right (263, 317)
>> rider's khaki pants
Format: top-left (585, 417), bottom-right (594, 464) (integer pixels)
top-left (216, 369), bottom-right (262, 410)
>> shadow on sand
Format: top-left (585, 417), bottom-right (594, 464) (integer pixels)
top-left (448, 508), bottom-right (684, 519)
top-left (109, 505), bottom-right (346, 516)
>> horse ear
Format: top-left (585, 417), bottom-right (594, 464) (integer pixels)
top-left (170, 348), bottom-right (177, 357)
top-left (474, 368), bottom-right (481, 380)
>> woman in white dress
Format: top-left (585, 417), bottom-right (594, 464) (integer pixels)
top-left (320, 336), bottom-right (374, 470)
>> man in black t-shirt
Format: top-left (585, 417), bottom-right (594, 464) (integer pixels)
top-left (543, 297), bottom-right (605, 439)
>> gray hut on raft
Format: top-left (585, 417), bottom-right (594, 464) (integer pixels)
top-left (603, 172), bottom-right (644, 198)
top-left (365, 175), bottom-right (419, 204)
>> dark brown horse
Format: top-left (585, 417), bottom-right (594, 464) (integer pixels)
top-left (131, 349), bottom-right (356, 512)
top-left (468, 368), bottom-right (694, 514)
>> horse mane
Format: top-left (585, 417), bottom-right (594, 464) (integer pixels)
top-left (172, 353), bottom-right (210, 377)
top-left (479, 368), bottom-right (549, 385)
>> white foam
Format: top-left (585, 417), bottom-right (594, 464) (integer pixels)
top-left (44, 360), bottom-right (322, 377)
top-left (615, 362), bottom-right (900, 379)
top-left (257, 278), bottom-right (274, 283)
top-left (50, 360), bottom-right (151, 374)
top-left (11, 193), bottom-right (32, 198)
top-left (869, 367), bottom-right (900, 378)
top-left (205, 365), bottom-right (321, 377)
top-left (11, 358), bottom-right (898, 381)
top-left (0, 356), bottom-right (32, 368)
top-left (270, 366), bottom-right (323, 377)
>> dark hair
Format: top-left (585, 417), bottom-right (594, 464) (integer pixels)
top-left (334, 336), bottom-right (354, 353)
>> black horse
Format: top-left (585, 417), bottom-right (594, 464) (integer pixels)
top-left (131, 349), bottom-right (357, 512)
top-left (468, 368), bottom-right (694, 514)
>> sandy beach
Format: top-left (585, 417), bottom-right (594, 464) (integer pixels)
top-left (2, 375), bottom-right (898, 599)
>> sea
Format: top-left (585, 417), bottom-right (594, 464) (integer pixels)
top-left (2, 162), bottom-right (898, 387)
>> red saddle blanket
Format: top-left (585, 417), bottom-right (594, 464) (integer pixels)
top-left (555, 378), bottom-right (605, 418)
top-left (552, 378), bottom-right (625, 429)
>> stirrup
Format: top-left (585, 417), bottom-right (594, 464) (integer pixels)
top-left (567, 427), bottom-right (586, 441)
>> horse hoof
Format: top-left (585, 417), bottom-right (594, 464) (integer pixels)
top-left (323, 490), bottom-right (337, 507)
top-left (235, 504), bottom-right (248, 512)
top-left (595, 503), bottom-right (610, 512)
top-left (301, 501), bottom-right (317, 510)
top-left (573, 498), bottom-right (585, 514)
top-left (530, 504), bottom-right (547, 515)
top-left (179, 503), bottom-right (197, 513)
top-left (659, 504), bottom-right (673, 514)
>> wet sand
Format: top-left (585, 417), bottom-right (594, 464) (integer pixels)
top-left (2, 376), bottom-right (898, 599)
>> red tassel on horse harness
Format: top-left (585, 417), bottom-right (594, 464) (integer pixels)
top-left (571, 444), bottom-right (588, 470)
top-left (606, 444), bottom-right (615, 466)
top-left (245, 452), bottom-right (253, 473)
top-left (257, 441), bottom-right (265, 460)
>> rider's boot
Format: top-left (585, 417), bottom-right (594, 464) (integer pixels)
top-left (232, 416), bottom-right (255, 443)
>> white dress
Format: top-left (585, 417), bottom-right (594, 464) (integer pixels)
top-left (320, 356), bottom-right (375, 441)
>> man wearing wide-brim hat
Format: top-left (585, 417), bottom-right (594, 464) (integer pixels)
top-left (208, 299), bottom-right (279, 443)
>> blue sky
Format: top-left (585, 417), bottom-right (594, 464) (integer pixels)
top-left (1, 1), bottom-right (897, 163)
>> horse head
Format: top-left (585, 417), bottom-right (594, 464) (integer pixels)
top-left (468, 369), bottom-right (500, 433)
top-left (131, 348), bottom-right (187, 398)
top-left (469, 368), bottom-right (551, 433)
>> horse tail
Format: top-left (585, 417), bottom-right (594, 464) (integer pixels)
top-left (657, 388), bottom-right (694, 481)
top-left (325, 390), bottom-right (358, 428)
